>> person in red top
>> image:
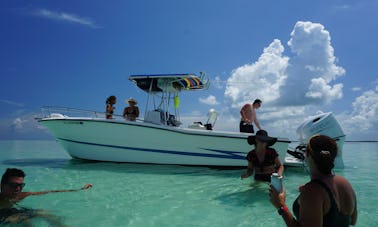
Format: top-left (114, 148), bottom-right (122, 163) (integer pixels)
top-left (240, 99), bottom-right (262, 133)
top-left (241, 130), bottom-right (284, 182)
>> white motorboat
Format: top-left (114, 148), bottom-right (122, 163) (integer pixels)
top-left (38, 73), bottom-right (291, 167)
top-left (285, 112), bottom-right (345, 168)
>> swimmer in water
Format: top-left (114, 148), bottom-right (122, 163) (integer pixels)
top-left (0, 168), bottom-right (92, 225)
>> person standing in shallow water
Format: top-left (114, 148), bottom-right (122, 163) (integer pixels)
top-left (240, 99), bottom-right (262, 133)
top-left (241, 130), bottom-right (284, 182)
top-left (269, 135), bottom-right (358, 227)
top-left (0, 168), bottom-right (92, 225)
top-left (106, 95), bottom-right (117, 119)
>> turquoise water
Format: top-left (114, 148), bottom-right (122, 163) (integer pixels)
top-left (0, 140), bottom-right (377, 226)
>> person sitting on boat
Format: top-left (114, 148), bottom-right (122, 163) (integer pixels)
top-left (0, 168), bottom-right (92, 225)
top-left (123, 98), bottom-right (140, 121)
top-left (106, 95), bottom-right (117, 119)
top-left (269, 135), bottom-right (357, 226)
top-left (241, 130), bottom-right (284, 182)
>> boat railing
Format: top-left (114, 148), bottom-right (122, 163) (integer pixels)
top-left (41, 106), bottom-right (105, 118)
top-left (40, 106), bottom-right (145, 123)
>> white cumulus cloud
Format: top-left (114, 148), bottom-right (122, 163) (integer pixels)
top-left (279, 21), bottom-right (345, 105)
top-left (336, 86), bottom-right (378, 141)
top-left (199, 95), bottom-right (219, 105)
top-left (219, 21), bottom-right (349, 139)
top-left (12, 118), bottom-right (24, 129)
top-left (224, 39), bottom-right (289, 108)
top-left (350, 88), bottom-right (378, 130)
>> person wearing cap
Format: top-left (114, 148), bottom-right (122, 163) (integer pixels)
top-left (123, 98), bottom-right (140, 121)
top-left (239, 99), bottom-right (262, 133)
top-left (241, 130), bottom-right (284, 182)
top-left (269, 135), bottom-right (357, 226)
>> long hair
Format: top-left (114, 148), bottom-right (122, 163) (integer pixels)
top-left (106, 95), bottom-right (116, 105)
top-left (307, 135), bottom-right (338, 174)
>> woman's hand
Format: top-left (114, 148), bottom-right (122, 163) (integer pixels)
top-left (240, 173), bottom-right (250, 179)
top-left (269, 185), bottom-right (286, 209)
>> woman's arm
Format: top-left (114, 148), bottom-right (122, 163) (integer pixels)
top-left (275, 157), bottom-right (284, 176)
top-left (351, 191), bottom-right (358, 225)
top-left (241, 162), bottom-right (254, 178)
top-left (269, 186), bottom-right (300, 227)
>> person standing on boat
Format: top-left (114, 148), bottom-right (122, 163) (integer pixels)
top-left (240, 99), bottom-right (262, 133)
top-left (0, 168), bottom-right (92, 225)
top-left (123, 98), bottom-right (140, 121)
top-left (269, 135), bottom-right (358, 226)
top-left (106, 95), bottom-right (117, 119)
top-left (241, 130), bottom-right (284, 182)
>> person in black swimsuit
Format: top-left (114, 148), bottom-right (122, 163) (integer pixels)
top-left (123, 98), bottom-right (140, 121)
top-left (241, 130), bottom-right (284, 182)
top-left (106, 95), bottom-right (117, 119)
top-left (269, 135), bottom-right (358, 226)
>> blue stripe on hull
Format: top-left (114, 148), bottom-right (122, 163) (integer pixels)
top-left (58, 138), bottom-right (246, 160)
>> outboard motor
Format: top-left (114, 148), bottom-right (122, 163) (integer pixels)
top-left (290, 112), bottom-right (345, 168)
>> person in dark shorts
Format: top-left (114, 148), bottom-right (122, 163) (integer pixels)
top-left (239, 99), bottom-right (262, 133)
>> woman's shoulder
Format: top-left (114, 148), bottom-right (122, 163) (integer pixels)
top-left (333, 175), bottom-right (355, 191)
top-left (298, 181), bottom-right (326, 205)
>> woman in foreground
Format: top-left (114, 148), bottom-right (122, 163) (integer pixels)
top-left (269, 135), bottom-right (357, 226)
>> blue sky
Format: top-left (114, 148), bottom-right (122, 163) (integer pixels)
top-left (0, 1), bottom-right (377, 141)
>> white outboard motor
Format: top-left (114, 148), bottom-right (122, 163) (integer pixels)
top-left (296, 112), bottom-right (345, 168)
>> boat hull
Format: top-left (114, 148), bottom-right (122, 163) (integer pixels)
top-left (39, 117), bottom-right (290, 167)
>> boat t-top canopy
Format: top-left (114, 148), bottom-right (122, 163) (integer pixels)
top-left (129, 73), bottom-right (210, 93)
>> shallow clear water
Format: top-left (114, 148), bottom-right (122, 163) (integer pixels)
top-left (0, 140), bottom-right (377, 226)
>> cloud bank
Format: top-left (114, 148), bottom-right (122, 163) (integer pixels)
top-left (224, 21), bottom-right (345, 109)
top-left (215, 21), bottom-right (376, 140)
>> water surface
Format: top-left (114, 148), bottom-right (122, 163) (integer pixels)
top-left (0, 140), bottom-right (377, 226)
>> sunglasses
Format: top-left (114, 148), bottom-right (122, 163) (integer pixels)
top-left (7, 182), bottom-right (26, 189)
